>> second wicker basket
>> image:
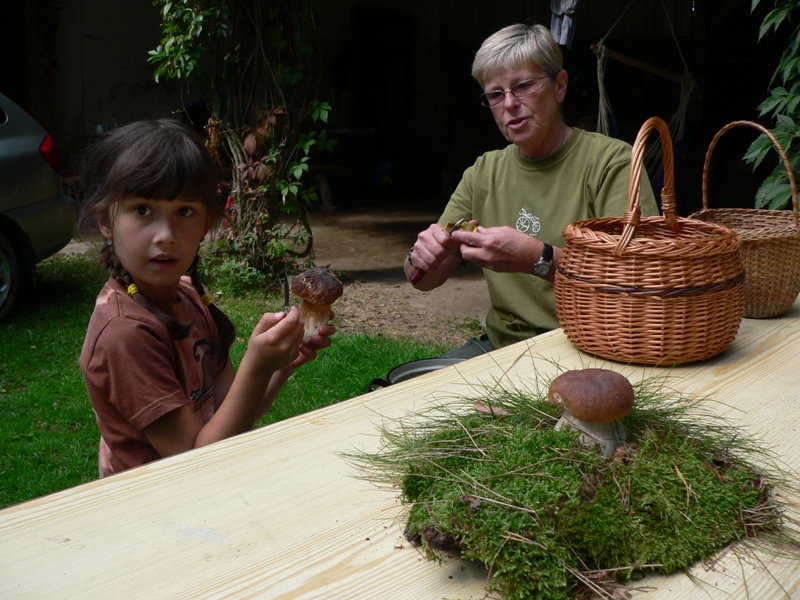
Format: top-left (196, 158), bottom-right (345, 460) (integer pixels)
top-left (689, 120), bottom-right (800, 318)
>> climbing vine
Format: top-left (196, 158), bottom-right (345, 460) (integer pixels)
top-left (148, 0), bottom-right (335, 280)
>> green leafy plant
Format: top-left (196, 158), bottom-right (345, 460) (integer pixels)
top-left (199, 251), bottom-right (266, 298)
top-left (148, 0), bottom-right (335, 279)
top-left (746, 0), bottom-right (800, 209)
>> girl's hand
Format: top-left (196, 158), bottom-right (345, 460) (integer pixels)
top-left (247, 306), bottom-right (306, 372)
top-left (284, 320), bottom-right (335, 371)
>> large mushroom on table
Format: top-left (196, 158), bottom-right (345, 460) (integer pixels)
top-left (547, 368), bottom-right (634, 458)
top-left (290, 267), bottom-right (343, 342)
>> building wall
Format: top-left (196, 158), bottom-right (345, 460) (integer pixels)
top-left (1, 0), bottom-right (183, 170)
top-left (49, 0), bottom-right (183, 169)
top-left (5, 0), bottom-right (787, 209)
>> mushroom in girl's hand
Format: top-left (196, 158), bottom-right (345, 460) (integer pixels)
top-left (547, 368), bottom-right (634, 458)
top-left (290, 267), bottom-right (343, 342)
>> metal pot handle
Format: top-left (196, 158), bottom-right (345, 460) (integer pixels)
top-left (368, 378), bottom-right (391, 392)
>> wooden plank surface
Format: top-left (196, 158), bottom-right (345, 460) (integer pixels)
top-left (2, 303), bottom-right (799, 599)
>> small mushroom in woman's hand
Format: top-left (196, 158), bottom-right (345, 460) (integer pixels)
top-left (290, 267), bottom-right (343, 342)
top-left (547, 368), bottom-right (634, 458)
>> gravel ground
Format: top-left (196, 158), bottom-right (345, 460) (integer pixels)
top-left (307, 201), bottom-right (491, 347)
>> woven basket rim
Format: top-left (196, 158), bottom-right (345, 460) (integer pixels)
top-left (690, 207), bottom-right (800, 241)
top-left (562, 215), bottom-right (743, 255)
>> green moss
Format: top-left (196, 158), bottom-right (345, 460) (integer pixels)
top-left (558, 429), bottom-right (763, 574)
top-left (400, 419), bottom-right (593, 599)
top-left (354, 376), bottom-right (800, 600)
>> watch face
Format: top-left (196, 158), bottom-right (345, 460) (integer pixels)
top-left (534, 243), bottom-right (553, 276)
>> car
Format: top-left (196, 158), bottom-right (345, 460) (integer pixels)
top-left (0, 93), bottom-right (76, 319)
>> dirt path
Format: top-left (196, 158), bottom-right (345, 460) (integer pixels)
top-left (307, 200), bottom-right (491, 347)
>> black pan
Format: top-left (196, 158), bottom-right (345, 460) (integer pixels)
top-left (369, 357), bottom-right (465, 392)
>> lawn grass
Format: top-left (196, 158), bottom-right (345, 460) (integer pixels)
top-left (0, 252), bottom-right (448, 509)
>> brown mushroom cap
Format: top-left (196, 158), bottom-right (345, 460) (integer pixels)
top-left (290, 267), bottom-right (343, 306)
top-left (547, 368), bottom-right (634, 422)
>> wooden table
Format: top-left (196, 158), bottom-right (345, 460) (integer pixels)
top-left (2, 303), bottom-right (800, 599)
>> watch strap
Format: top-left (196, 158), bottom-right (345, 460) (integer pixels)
top-left (539, 242), bottom-right (553, 263)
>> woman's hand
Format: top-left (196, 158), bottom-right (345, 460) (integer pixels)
top-left (452, 226), bottom-right (539, 273)
top-left (413, 223), bottom-right (464, 270)
top-left (406, 223), bottom-right (467, 290)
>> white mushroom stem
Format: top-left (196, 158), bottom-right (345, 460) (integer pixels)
top-left (298, 299), bottom-right (331, 342)
top-left (555, 409), bottom-right (626, 458)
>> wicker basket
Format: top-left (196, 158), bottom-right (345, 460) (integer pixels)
top-left (554, 116), bottom-right (745, 366)
top-left (689, 120), bottom-right (800, 318)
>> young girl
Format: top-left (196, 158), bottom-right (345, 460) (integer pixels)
top-left (79, 119), bottom-right (333, 477)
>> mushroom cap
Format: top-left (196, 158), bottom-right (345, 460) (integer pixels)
top-left (547, 368), bottom-right (634, 422)
top-left (290, 267), bottom-right (343, 306)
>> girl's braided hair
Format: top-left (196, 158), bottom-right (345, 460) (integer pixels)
top-left (80, 118), bottom-right (236, 364)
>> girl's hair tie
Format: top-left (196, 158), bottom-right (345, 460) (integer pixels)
top-left (127, 283), bottom-right (139, 297)
top-left (200, 293), bottom-right (213, 306)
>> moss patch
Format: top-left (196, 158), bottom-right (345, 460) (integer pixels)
top-left (352, 374), bottom-right (800, 600)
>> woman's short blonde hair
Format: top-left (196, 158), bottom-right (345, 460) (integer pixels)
top-left (471, 23), bottom-right (563, 87)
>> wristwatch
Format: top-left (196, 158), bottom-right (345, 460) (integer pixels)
top-left (532, 243), bottom-right (554, 277)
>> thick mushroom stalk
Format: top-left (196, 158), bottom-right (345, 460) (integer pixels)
top-left (290, 267), bottom-right (343, 342)
top-left (547, 368), bottom-right (634, 458)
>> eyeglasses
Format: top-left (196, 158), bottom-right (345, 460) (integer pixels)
top-left (479, 76), bottom-right (551, 107)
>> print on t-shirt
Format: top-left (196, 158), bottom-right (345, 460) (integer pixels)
top-left (516, 209), bottom-right (541, 236)
top-left (190, 339), bottom-right (215, 411)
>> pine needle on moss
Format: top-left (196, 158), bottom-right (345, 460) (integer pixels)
top-left (347, 370), bottom-right (800, 600)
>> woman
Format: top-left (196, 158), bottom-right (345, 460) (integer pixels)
top-left (405, 23), bottom-right (659, 352)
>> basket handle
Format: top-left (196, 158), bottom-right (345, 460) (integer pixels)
top-left (701, 120), bottom-right (798, 227)
top-left (614, 116), bottom-right (678, 256)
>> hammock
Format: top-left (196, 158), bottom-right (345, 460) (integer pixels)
top-left (594, 0), bottom-right (697, 189)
